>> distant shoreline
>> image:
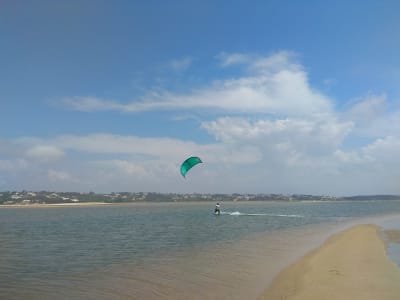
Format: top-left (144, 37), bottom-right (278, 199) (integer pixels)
top-left (0, 201), bottom-right (230, 208)
top-left (2, 199), bottom-right (400, 208)
top-left (0, 202), bottom-right (111, 208)
top-left (2, 191), bottom-right (400, 207)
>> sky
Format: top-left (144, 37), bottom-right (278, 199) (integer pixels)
top-left (1, 0), bottom-right (400, 196)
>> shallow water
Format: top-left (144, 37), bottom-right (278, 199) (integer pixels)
top-left (374, 215), bottom-right (400, 268)
top-left (1, 200), bottom-right (400, 299)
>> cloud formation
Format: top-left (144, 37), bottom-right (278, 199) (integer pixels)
top-left (63, 52), bottom-right (332, 116)
top-left (2, 52), bottom-right (400, 195)
top-left (25, 145), bottom-right (65, 163)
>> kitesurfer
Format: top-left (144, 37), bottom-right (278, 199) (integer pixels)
top-left (214, 202), bottom-right (221, 215)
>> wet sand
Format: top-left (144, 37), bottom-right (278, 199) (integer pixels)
top-left (260, 224), bottom-right (400, 300)
top-left (384, 229), bottom-right (400, 243)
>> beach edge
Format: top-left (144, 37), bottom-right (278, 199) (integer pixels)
top-left (259, 224), bottom-right (400, 300)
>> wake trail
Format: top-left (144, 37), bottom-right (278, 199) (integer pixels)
top-left (219, 211), bottom-right (303, 217)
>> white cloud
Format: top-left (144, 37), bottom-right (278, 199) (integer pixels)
top-left (202, 116), bottom-right (353, 157)
top-left (216, 52), bottom-right (251, 67)
top-left (106, 160), bottom-right (151, 176)
top-left (345, 94), bottom-right (386, 125)
top-left (1, 128), bottom-right (400, 194)
top-left (368, 111), bottom-right (400, 139)
top-left (25, 145), bottom-right (65, 163)
top-left (342, 94), bottom-right (400, 139)
top-left (62, 51), bottom-right (332, 116)
top-left (216, 51), bottom-right (299, 73)
top-left (54, 134), bottom-right (199, 159)
top-left (52, 133), bottom-right (262, 167)
top-left (362, 136), bottom-right (400, 164)
top-left (92, 159), bottom-right (180, 180)
top-left (249, 51), bottom-right (300, 75)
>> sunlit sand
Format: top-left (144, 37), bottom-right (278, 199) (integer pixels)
top-left (260, 224), bottom-right (400, 300)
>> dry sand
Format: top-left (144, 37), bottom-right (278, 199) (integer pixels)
top-left (260, 224), bottom-right (400, 300)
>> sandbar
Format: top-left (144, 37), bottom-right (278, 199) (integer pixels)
top-left (260, 224), bottom-right (400, 300)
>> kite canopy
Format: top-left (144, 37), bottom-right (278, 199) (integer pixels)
top-left (180, 156), bottom-right (202, 178)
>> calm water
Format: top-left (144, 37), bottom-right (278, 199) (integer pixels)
top-left (1, 200), bottom-right (400, 299)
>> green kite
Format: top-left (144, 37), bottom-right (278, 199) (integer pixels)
top-left (180, 156), bottom-right (202, 178)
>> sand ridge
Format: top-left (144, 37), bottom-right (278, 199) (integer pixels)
top-left (260, 224), bottom-right (400, 300)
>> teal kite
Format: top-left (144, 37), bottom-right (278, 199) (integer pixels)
top-left (180, 156), bottom-right (202, 178)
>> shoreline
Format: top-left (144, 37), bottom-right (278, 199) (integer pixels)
top-left (0, 201), bottom-right (220, 208)
top-left (0, 200), bottom-right (326, 208)
top-left (0, 202), bottom-right (111, 208)
top-left (2, 199), bottom-right (400, 208)
top-left (260, 224), bottom-right (400, 300)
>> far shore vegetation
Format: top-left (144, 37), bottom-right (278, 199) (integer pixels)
top-left (1, 191), bottom-right (400, 205)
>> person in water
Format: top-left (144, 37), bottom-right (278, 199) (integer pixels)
top-left (214, 202), bottom-right (221, 215)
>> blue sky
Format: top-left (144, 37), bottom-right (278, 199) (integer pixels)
top-left (1, 0), bottom-right (400, 195)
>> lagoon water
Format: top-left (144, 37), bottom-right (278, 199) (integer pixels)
top-left (1, 200), bottom-right (400, 299)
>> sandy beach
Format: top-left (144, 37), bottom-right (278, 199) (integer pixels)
top-left (0, 202), bottom-right (110, 208)
top-left (260, 224), bottom-right (400, 300)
